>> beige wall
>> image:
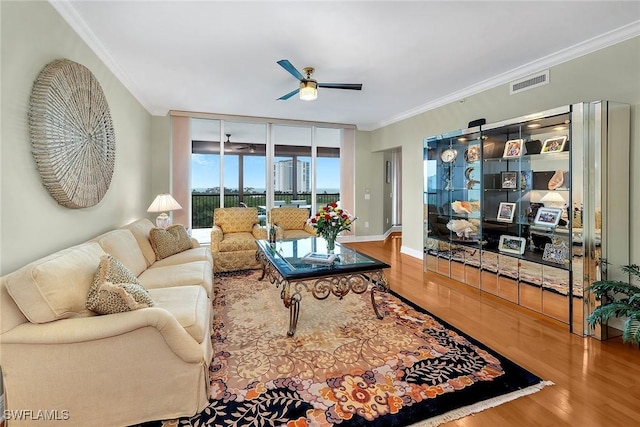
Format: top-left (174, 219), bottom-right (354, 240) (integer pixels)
top-left (150, 115), bottom-right (172, 200)
top-left (0, 1), bottom-right (153, 275)
top-left (361, 36), bottom-right (640, 264)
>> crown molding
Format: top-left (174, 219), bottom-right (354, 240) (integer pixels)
top-left (363, 20), bottom-right (640, 132)
top-left (49, 1), bottom-right (639, 129)
top-left (49, 0), bottom-right (151, 111)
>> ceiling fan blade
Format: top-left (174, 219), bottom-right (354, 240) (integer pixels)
top-left (317, 83), bottom-right (363, 90)
top-left (277, 59), bottom-right (304, 81)
top-left (277, 88), bottom-right (300, 100)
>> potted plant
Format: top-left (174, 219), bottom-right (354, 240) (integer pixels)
top-left (587, 264), bottom-right (640, 344)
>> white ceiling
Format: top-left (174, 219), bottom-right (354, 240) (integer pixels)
top-left (54, 1), bottom-right (640, 131)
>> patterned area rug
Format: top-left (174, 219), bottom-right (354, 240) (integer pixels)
top-left (152, 270), bottom-right (551, 426)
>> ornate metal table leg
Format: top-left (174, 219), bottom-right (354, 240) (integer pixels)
top-left (287, 294), bottom-right (301, 336)
top-left (256, 250), bottom-right (267, 281)
top-left (365, 271), bottom-right (388, 320)
top-left (281, 281), bottom-right (301, 336)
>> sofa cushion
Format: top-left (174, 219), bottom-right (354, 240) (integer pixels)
top-left (219, 232), bottom-right (258, 252)
top-left (214, 207), bottom-right (258, 233)
top-left (138, 261), bottom-right (213, 297)
top-left (150, 246), bottom-right (213, 268)
top-left (94, 229), bottom-right (148, 277)
top-left (4, 242), bottom-right (105, 323)
top-left (149, 225), bottom-right (193, 260)
top-left (148, 285), bottom-right (209, 343)
top-left (122, 218), bottom-right (157, 267)
top-left (86, 255), bottom-right (154, 314)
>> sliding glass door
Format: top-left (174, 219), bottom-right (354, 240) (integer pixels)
top-left (190, 118), bottom-right (343, 229)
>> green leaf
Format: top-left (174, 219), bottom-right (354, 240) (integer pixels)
top-left (587, 280), bottom-right (639, 296)
top-left (587, 302), bottom-right (637, 326)
top-left (622, 318), bottom-right (640, 344)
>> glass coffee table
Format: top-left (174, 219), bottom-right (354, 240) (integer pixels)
top-left (255, 237), bottom-right (390, 336)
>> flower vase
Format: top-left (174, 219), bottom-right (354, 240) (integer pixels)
top-left (325, 237), bottom-right (336, 253)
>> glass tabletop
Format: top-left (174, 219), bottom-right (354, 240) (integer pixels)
top-left (256, 237), bottom-right (390, 280)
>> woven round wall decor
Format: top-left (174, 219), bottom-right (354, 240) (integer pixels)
top-left (29, 59), bottom-right (116, 208)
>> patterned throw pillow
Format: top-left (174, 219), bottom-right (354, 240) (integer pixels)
top-left (86, 255), bottom-right (154, 314)
top-left (168, 224), bottom-right (192, 252)
top-left (149, 225), bottom-right (192, 260)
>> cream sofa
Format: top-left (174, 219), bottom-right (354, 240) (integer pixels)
top-left (0, 219), bottom-right (213, 426)
top-left (210, 207), bottom-right (266, 272)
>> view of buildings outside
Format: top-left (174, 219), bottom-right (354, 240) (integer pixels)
top-left (192, 156), bottom-right (338, 195)
top-left (191, 154), bottom-right (340, 228)
top-left (273, 159), bottom-right (310, 193)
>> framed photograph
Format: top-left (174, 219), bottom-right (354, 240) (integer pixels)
top-left (534, 207), bottom-right (563, 227)
top-left (496, 202), bottom-right (516, 223)
top-left (501, 171), bottom-right (517, 189)
top-left (519, 170), bottom-right (532, 190)
top-left (498, 235), bottom-right (527, 255)
top-left (542, 240), bottom-right (570, 265)
top-left (502, 139), bottom-right (524, 158)
top-left (541, 136), bottom-right (567, 154)
top-left (464, 145), bottom-right (480, 162)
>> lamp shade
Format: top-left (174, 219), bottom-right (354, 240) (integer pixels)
top-left (299, 80), bottom-right (318, 101)
top-left (147, 194), bottom-right (182, 213)
top-left (540, 191), bottom-right (566, 204)
top-left (517, 190), bottom-right (543, 203)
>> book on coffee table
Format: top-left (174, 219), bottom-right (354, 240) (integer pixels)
top-left (302, 252), bottom-right (336, 265)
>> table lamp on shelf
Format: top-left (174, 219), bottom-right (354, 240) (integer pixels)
top-left (147, 194), bottom-right (182, 228)
top-left (540, 191), bottom-right (566, 208)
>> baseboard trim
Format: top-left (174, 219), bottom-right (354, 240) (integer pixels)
top-left (401, 245), bottom-right (422, 259)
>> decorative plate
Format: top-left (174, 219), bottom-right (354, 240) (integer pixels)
top-left (543, 239), bottom-right (570, 265)
top-left (29, 59), bottom-right (116, 208)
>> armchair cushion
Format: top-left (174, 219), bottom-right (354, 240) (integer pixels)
top-left (219, 232), bottom-right (259, 252)
top-left (214, 207), bottom-right (259, 233)
top-left (87, 255), bottom-right (154, 314)
top-left (270, 208), bottom-right (309, 230)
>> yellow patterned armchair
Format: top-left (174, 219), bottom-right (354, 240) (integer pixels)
top-left (268, 208), bottom-right (317, 239)
top-left (211, 207), bottom-right (266, 272)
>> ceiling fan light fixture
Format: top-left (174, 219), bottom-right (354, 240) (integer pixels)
top-left (299, 80), bottom-right (317, 101)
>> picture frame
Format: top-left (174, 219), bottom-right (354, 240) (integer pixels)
top-left (533, 207), bottom-right (563, 227)
top-left (498, 235), bottom-right (527, 255)
top-left (542, 240), bottom-right (570, 265)
top-left (501, 171), bottom-right (518, 189)
top-left (541, 136), bottom-right (567, 154)
top-left (464, 144), bottom-right (480, 162)
top-left (496, 202), bottom-right (516, 223)
top-left (502, 139), bottom-right (525, 158)
top-left (519, 170), bottom-right (532, 190)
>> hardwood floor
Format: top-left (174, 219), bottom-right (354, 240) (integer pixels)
top-left (345, 237), bottom-right (640, 427)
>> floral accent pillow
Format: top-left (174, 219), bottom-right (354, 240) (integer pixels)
top-left (149, 224), bottom-right (193, 260)
top-left (86, 255), bottom-right (154, 314)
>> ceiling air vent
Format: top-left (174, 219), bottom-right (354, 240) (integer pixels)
top-left (510, 70), bottom-right (549, 95)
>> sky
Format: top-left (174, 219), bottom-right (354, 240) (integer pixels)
top-left (192, 154), bottom-right (340, 191)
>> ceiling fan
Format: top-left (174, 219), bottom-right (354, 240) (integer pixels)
top-left (224, 134), bottom-right (257, 153)
top-left (276, 59), bottom-right (362, 101)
